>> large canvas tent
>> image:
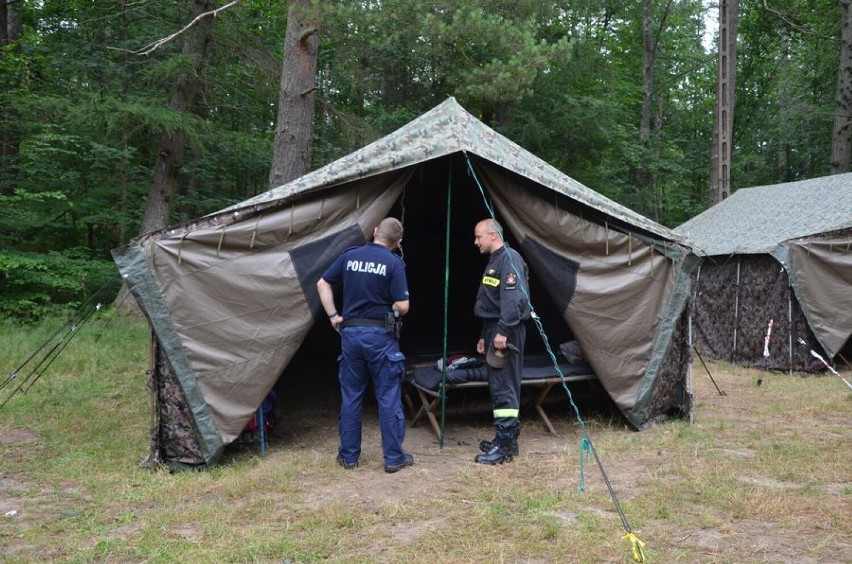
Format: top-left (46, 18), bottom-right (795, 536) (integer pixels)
top-left (675, 174), bottom-right (852, 373)
top-left (113, 98), bottom-right (698, 468)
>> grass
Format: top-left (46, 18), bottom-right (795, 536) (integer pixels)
top-left (1, 314), bottom-right (850, 562)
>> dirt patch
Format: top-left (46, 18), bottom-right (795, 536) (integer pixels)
top-left (261, 366), bottom-right (852, 561)
top-left (0, 428), bottom-right (39, 445)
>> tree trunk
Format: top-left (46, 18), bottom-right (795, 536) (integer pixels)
top-left (634, 0), bottom-right (672, 218)
top-left (635, 0), bottom-right (654, 203)
top-left (0, 1), bottom-right (22, 50)
top-left (1, 0), bottom-right (23, 196)
top-left (831, 0), bottom-right (852, 174)
top-left (268, 0), bottom-right (319, 189)
top-left (709, 0), bottom-right (738, 206)
top-left (138, 0), bottom-right (216, 235)
top-left (115, 0), bottom-right (216, 314)
top-left (777, 30), bottom-right (791, 182)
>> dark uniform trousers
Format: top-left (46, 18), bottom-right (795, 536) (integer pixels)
top-left (482, 320), bottom-right (526, 434)
top-left (337, 326), bottom-right (407, 467)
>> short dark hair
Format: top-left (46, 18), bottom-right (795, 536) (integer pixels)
top-left (376, 217), bottom-right (403, 245)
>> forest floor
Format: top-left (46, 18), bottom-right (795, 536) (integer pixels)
top-left (2, 352), bottom-right (850, 562)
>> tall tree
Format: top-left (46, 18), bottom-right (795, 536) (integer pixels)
top-left (733, 0), bottom-right (838, 188)
top-left (635, 0), bottom-right (674, 218)
top-left (0, 0), bottom-right (23, 196)
top-left (138, 0), bottom-right (217, 235)
top-left (709, 0), bottom-right (738, 205)
top-left (268, 0), bottom-right (319, 189)
top-left (115, 0), bottom-right (218, 313)
top-left (831, 0), bottom-right (852, 173)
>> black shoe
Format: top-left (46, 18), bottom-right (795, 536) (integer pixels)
top-left (479, 438), bottom-right (519, 456)
top-left (474, 438), bottom-right (514, 465)
top-left (384, 453), bottom-right (414, 473)
top-left (336, 455), bottom-right (358, 470)
top-left (474, 448), bottom-right (513, 465)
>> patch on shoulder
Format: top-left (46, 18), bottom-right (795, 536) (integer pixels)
top-left (505, 271), bottom-right (517, 289)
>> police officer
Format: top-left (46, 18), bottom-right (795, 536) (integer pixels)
top-left (316, 218), bottom-right (414, 473)
top-left (473, 218), bottom-right (531, 465)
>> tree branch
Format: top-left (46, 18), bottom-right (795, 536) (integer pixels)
top-left (108, 0), bottom-right (242, 56)
top-left (763, 0), bottom-right (836, 40)
top-left (299, 26), bottom-right (319, 44)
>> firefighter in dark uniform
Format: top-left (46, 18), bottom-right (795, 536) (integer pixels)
top-left (473, 218), bottom-right (531, 465)
top-left (316, 218), bottom-right (414, 474)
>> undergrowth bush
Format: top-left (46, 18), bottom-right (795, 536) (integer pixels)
top-left (0, 250), bottom-right (118, 321)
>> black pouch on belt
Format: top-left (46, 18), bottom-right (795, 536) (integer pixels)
top-left (385, 311), bottom-right (403, 339)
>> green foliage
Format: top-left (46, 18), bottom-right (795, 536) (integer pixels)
top-left (734, 0), bottom-right (839, 187)
top-left (1, 0), bottom-right (277, 318)
top-left (0, 249), bottom-right (118, 320)
top-left (0, 0), bottom-right (846, 318)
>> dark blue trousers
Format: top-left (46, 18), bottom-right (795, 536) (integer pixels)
top-left (483, 322), bottom-right (526, 433)
top-left (338, 326), bottom-right (407, 466)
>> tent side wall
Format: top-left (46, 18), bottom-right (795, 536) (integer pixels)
top-left (113, 173), bottom-right (410, 466)
top-left (692, 254), bottom-right (820, 372)
top-left (775, 229), bottom-right (852, 360)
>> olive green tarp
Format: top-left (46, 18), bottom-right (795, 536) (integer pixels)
top-left (113, 98), bottom-right (698, 466)
top-left (675, 174), bottom-right (852, 372)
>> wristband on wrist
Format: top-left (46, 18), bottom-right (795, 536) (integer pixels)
top-left (328, 312), bottom-right (339, 318)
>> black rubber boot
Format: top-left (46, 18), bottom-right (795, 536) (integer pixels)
top-left (474, 434), bottom-right (514, 465)
top-left (479, 428), bottom-right (520, 456)
top-left (478, 432), bottom-right (498, 454)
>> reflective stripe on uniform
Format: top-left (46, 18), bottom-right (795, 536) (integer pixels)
top-left (493, 408), bottom-right (519, 418)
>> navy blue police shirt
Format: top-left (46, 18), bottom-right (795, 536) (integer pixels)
top-left (321, 242), bottom-right (409, 320)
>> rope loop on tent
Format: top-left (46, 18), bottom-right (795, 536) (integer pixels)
top-left (628, 233), bottom-right (633, 266)
top-left (250, 215), bottom-right (260, 250)
top-left (462, 151), bottom-right (644, 559)
top-left (177, 232), bottom-right (189, 264)
top-left (762, 265), bottom-right (788, 359)
top-left (217, 225), bottom-right (227, 256)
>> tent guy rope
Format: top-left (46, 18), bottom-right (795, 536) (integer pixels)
top-left (0, 275), bottom-right (122, 411)
top-left (462, 151), bottom-right (648, 563)
top-left (797, 338), bottom-right (852, 390)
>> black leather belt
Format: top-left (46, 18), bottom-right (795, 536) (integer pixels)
top-left (340, 318), bottom-right (385, 328)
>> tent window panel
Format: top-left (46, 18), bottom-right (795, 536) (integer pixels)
top-left (519, 235), bottom-right (579, 315)
top-left (290, 225), bottom-right (366, 319)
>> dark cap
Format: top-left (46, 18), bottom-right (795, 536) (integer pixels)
top-left (486, 343), bottom-right (520, 369)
